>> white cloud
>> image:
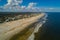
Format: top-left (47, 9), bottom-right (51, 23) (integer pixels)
top-left (5, 0), bottom-right (23, 6)
top-left (43, 8), bottom-right (54, 10)
top-left (25, 2), bottom-right (40, 12)
top-left (0, 0), bottom-right (40, 12)
top-left (3, 0), bottom-right (23, 10)
top-left (27, 2), bottom-right (37, 9)
top-left (21, 6), bottom-right (26, 9)
top-left (48, 8), bottom-right (54, 10)
top-left (6, 0), bottom-right (12, 5)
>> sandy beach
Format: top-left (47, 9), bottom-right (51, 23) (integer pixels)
top-left (0, 13), bottom-right (45, 40)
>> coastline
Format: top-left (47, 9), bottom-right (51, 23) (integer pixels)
top-left (0, 13), bottom-right (45, 40)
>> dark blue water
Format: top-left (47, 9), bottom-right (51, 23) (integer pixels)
top-left (38, 12), bottom-right (60, 40)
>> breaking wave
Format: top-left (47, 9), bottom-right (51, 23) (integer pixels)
top-left (27, 13), bottom-right (48, 40)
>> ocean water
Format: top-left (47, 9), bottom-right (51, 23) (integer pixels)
top-left (37, 12), bottom-right (60, 40)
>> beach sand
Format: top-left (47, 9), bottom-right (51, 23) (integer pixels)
top-left (0, 13), bottom-right (45, 40)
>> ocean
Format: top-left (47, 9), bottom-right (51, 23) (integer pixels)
top-left (37, 12), bottom-right (60, 40)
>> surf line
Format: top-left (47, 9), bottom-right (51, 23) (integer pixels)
top-left (27, 13), bottom-right (48, 40)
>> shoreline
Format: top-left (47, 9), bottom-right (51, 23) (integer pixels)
top-left (0, 13), bottom-right (45, 40)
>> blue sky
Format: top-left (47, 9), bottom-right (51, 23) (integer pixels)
top-left (40, 0), bottom-right (60, 7)
top-left (0, 0), bottom-right (60, 7)
top-left (0, 0), bottom-right (60, 12)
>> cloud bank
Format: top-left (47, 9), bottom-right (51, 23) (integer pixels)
top-left (5, 0), bottom-right (23, 6)
top-left (0, 0), bottom-right (57, 12)
top-left (0, 0), bottom-right (41, 12)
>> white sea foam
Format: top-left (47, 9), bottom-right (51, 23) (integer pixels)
top-left (27, 13), bottom-right (48, 40)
